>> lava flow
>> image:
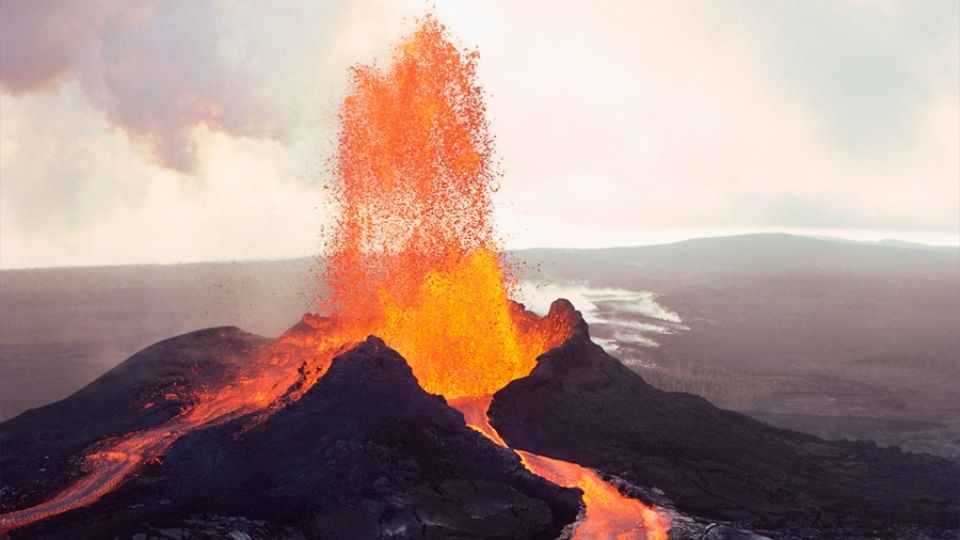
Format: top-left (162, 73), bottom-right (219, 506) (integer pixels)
top-left (453, 396), bottom-right (671, 540)
top-left (1, 15), bottom-right (669, 539)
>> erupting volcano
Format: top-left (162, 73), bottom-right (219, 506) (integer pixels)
top-left (4, 13), bottom-right (958, 540)
top-left (0, 15), bottom-right (668, 540)
top-left (282, 18), bottom-right (671, 536)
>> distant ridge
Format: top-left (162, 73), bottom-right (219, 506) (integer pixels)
top-left (514, 232), bottom-right (959, 255)
top-left (2, 232), bottom-right (956, 272)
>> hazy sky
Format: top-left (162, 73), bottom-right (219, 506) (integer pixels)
top-left (1, 0), bottom-right (957, 268)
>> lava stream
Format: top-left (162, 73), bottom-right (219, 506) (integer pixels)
top-left (451, 396), bottom-right (671, 540)
top-left (0, 324), bottom-right (358, 533)
top-left (0, 449), bottom-right (138, 531)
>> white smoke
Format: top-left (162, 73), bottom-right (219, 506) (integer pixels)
top-left (518, 280), bottom-right (688, 349)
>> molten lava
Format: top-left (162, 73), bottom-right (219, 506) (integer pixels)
top-left (518, 451), bottom-right (671, 540)
top-left (453, 396), bottom-right (671, 540)
top-left (319, 17), bottom-right (565, 397)
top-left (1, 15), bottom-right (670, 539)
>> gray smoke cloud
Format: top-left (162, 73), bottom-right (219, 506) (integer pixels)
top-left (0, 0), bottom-right (281, 173)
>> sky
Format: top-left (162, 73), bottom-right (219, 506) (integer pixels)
top-left (1, 0), bottom-right (957, 268)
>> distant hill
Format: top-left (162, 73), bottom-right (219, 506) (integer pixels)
top-left (514, 233), bottom-right (958, 283)
top-left (512, 234), bottom-right (960, 456)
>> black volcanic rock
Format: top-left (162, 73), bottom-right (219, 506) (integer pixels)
top-left (0, 326), bottom-right (267, 511)
top-left (489, 300), bottom-right (960, 539)
top-left (11, 336), bottom-right (579, 539)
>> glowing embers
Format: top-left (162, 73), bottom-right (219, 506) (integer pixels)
top-left (322, 16), bottom-right (571, 398)
top-left (325, 15), bottom-right (499, 323)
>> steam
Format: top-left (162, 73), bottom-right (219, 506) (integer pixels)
top-left (519, 281), bottom-right (688, 350)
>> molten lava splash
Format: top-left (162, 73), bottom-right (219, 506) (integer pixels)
top-left (377, 250), bottom-right (567, 396)
top-left (319, 16), bottom-right (565, 397)
top-left (326, 15), bottom-right (497, 321)
top-left (452, 396), bottom-right (672, 540)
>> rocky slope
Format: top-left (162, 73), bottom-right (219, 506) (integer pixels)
top-left (489, 301), bottom-right (960, 539)
top-left (0, 327), bottom-right (269, 512)
top-left (3, 302), bottom-right (958, 539)
top-left (4, 336), bottom-right (579, 539)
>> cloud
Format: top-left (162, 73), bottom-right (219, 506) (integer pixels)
top-left (0, 0), bottom-right (283, 173)
top-left (0, 0), bottom-right (957, 268)
top-left (0, 0), bottom-right (419, 267)
top-left (0, 89), bottom-right (328, 268)
top-left (0, 0), bottom-right (119, 94)
top-left (441, 0), bottom-right (958, 246)
top-left (733, 0), bottom-right (959, 151)
top-left (0, 82), bottom-right (155, 236)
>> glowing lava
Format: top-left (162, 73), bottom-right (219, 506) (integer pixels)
top-left (453, 396), bottom-right (671, 540)
top-left (1, 15), bottom-right (669, 539)
top-left (518, 451), bottom-right (671, 540)
top-left (319, 16), bottom-right (566, 397)
top-left (0, 324), bottom-right (357, 532)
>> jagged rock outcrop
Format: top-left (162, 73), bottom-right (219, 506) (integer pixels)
top-left (489, 300), bottom-right (960, 539)
top-left (4, 303), bottom-right (959, 539)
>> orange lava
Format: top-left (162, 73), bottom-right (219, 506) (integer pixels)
top-left (518, 451), bottom-right (671, 540)
top-left (0, 324), bottom-right (355, 533)
top-left (451, 396), bottom-right (671, 540)
top-left (318, 16), bottom-right (566, 398)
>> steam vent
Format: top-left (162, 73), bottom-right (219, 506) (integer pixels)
top-left (1, 15), bottom-right (958, 540)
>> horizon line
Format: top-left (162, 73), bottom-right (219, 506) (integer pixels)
top-left (2, 231), bottom-right (957, 272)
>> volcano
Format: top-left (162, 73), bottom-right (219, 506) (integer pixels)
top-left (1, 302), bottom-right (957, 539)
top-left (1, 14), bottom-right (958, 540)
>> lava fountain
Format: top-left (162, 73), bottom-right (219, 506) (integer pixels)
top-left (0, 15), bottom-right (669, 539)
top-left (318, 16), bottom-right (565, 397)
top-left (306, 15), bottom-right (670, 539)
